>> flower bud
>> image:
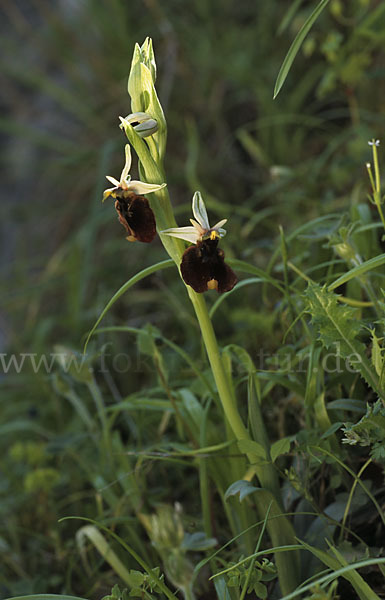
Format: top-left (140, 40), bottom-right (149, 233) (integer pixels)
top-left (127, 38), bottom-right (167, 161)
top-left (121, 112), bottom-right (158, 138)
top-left (140, 37), bottom-right (156, 83)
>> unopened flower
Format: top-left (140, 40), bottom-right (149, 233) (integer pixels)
top-left (120, 112), bottom-right (158, 138)
top-left (103, 144), bottom-right (166, 242)
top-left (162, 192), bottom-right (238, 293)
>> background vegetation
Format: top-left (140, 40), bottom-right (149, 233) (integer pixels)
top-left (2, 0), bottom-right (385, 598)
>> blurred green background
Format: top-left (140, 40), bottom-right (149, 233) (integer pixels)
top-left (1, 0), bottom-right (385, 597)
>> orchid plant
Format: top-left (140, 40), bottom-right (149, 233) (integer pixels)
top-left (95, 38), bottom-right (300, 598)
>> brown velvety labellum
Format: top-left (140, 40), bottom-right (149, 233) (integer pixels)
top-left (114, 193), bottom-right (156, 243)
top-left (181, 238), bottom-right (237, 293)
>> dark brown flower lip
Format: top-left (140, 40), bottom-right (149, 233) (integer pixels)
top-left (114, 191), bottom-right (156, 243)
top-left (180, 238), bottom-right (237, 293)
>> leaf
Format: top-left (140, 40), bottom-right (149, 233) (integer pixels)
top-left (370, 329), bottom-right (384, 379)
top-left (137, 324), bottom-right (161, 357)
top-left (53, 345), bottom-right (93, 384)
top-left (326, 399), bottom-right (366, 413)
top-left (76, 526), bottom-right (134, 587)
top-left (137, 324), bottom-right (168, 384)
top-left (304, 283), bottom-right (380, 396)
top-left (328, 252), bottom-right (385, 291)
top-left (61, 517), bottom-right (178, 600)
top-left (227, 259), bottom-right (284, 293)
top-left (342, 399), bottom-right (385, 454)
top-left (273, 0), bottom-right (331, 98)
top-left (224, 480), bottom-right (260, 502)
top-left (277, 0), bottom-right (305, 35)
top-left (181, 532), bottom-right (217, 551)
top-left (280, 539), bottom-right (384, 600)
top-left (213, 577), bottom-right (232, 600)
top-left (252, 581), bottom-right (267, 599)
top-left (320, 422), bottom-right (343, 439)
top-left (83, 259), bottom-right (174, 353)
top-left (238, 439), bottom-right (267, 460)
top-left (270, 437), bottom-right (291, 463)
top-left (224, 343), bottom-right (256, 374)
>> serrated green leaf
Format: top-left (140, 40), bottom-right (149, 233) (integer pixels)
top-left (372, 442), bottom-right (385, 461)
top-left (304, 283), bottom-right (380, 396)
top-left (111, 584), bottom-right (121, 599)
top-left (304, 283), bottom-right (362, 354)
top-left (128, 572), bottom-right (144, 587)
top-left (342, 400), bottom-right (385, 455)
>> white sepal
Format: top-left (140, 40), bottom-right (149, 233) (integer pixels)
top-left (105, 176), bottom-right (120, 187)
top-left (128, 181), bottom-right (166, 195)
top-left (120, 145), bottom-right (132, 182)
top-left (161, 226), bottom-right (200, 244)
top-left (192, 191), bottom-right (210, 230)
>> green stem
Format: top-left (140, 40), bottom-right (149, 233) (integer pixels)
top-left (188, 291), bottom-right (299, 594)
top-left (369, 141), bottom-right (385, 234)
top-left (375, 194), bottom-right (385, 234)
top-left (188, 291), bottom-right (248, 439)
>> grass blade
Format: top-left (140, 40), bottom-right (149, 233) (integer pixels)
top-left (273, 0), bottom-right (330, 98)
top-left (83, 259), bottom-right (174, 352)
top-left (328, 253), bottom-right (385, 291)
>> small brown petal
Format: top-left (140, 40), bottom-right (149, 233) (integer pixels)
top-left (181, 239), bottom-right (237, 293)
top-left (114, 193), bottom-right (156, 243)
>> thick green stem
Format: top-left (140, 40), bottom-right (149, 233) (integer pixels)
top-left (188, 291), bottom-right (299, 594)
top-left (189, 292), bottom-right (248, 439)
